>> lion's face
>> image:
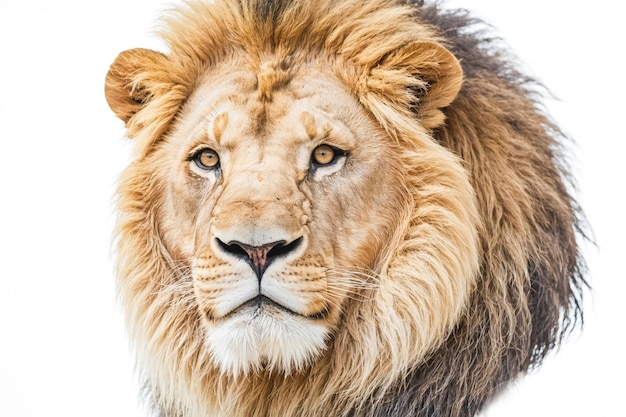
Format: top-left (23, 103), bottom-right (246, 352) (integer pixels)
top-left (106, 4), bottom-right (485, 409)
top-left (107, 20), bottom-right (482, 400)
top-left (152, 62), bottom-right (410, 375)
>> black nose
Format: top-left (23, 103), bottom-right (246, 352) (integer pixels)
top-left (217, 237), bottom-right (303, 281)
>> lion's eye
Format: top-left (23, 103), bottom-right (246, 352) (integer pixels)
top-left (194, 148), bottom-right (220, 170)
top-left (312, 144), bottom-right (339, 166)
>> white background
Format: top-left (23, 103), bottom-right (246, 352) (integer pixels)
top-left (0, 1), bottom-right (623, 416)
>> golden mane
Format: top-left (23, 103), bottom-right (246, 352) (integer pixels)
top-left (105, 1), bottom-right (587, 416)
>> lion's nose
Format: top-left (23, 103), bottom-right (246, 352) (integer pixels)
top-left (216, 237), bottom-right (303, 281)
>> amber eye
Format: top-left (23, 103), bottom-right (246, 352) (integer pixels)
top-left (193, 148), bottom-right (220, 170)
top-left (312, 145), bottom-right (336, 166)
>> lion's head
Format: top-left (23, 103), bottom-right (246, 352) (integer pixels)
top-left (105, 1), bottom-right (585, 416)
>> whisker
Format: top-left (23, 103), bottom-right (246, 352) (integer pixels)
top-left (322, 265), bottom-right (383, 304)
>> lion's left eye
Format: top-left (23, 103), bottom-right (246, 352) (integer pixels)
top-left (193, 148), bottom-right (220, 170)
top-left (311, 144), bottom-right (344, 167)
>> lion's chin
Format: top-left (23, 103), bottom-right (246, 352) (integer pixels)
top-left (204, 299), bottom-right (330, 376)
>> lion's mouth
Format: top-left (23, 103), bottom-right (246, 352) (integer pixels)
top-left (229, 295), bottom-right (329, 320)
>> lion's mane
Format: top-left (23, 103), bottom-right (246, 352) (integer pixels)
top-left (105, 1), bottom-right (587, 416)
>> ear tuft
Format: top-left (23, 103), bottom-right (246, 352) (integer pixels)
top-left (367, 41), bottom-right (463, 130)
top-left (104, 48), bottom-right (169, 123)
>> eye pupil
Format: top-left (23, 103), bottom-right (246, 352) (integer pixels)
top-left (313, 145), bottom-right (335, 165)
top-left (195, 149), bottom-right (220, 169)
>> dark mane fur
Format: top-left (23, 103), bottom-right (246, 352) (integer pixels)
top-left (363, 3), bottom-right (587, 416)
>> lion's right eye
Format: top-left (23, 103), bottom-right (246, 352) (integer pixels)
top-left (193, 148), bottom-right (220, 170)
top-left (311, 144), bottom-right (346, 168)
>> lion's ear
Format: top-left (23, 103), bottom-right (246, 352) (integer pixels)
top-left (366, 41), bottom-right (463, 129)
top-left (104, 48), bottom-right (170, 124)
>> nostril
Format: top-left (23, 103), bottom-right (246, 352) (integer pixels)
top-left (216, 238), bottom-right (248, 258)
top-left (216, 237), bottom-right (303, 281)
top-left (267, 237), bottom-right (303, 260)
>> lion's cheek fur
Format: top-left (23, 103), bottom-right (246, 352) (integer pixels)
top-left (352, 146), bottom-right (480, 384)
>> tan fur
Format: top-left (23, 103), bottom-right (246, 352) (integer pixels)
top-left (105, 1), bottom-right (585, 416)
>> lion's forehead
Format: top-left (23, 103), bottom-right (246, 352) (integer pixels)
top-left (173, 67), bottom-right (363, 156)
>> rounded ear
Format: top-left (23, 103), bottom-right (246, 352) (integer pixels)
top-left (104, 48), bottom-right (169, 123)
top-left (367, 41), bottom-right (463, 129)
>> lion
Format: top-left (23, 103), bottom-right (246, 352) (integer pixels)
top-left (104, 0), bottom-right (587, 416)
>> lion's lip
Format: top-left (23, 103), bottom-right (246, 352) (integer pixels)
top-left (230, 295), bottom-right (328, 320)
top-left (240, 294), bottom-right (295, 315)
